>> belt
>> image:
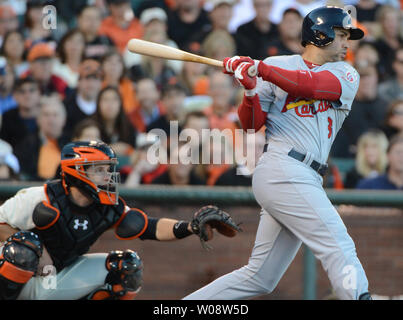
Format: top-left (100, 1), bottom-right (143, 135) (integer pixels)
top-left (263, 144), bottom-right (328, 177)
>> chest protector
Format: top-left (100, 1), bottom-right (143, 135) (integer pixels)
top-left (32, 180), bottom-right (125, 271)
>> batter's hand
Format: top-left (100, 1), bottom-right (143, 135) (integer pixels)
top-left (234, 62), bottom-right (257, 96)
top-left (223, 56), bottom-right (254, 74)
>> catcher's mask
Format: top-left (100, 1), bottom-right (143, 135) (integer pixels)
top-left (60, 141), bottom-right (120, 205)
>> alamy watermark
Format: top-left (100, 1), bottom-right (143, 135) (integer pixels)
top-left (145, 122), bottom-right (260, 175)
top-left (41, 265), bottom-right (57, 290)
top-left (42, 5), bottom-right (57, 30)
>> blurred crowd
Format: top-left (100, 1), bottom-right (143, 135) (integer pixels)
top-left (0, 0), bottom-right (402, 190)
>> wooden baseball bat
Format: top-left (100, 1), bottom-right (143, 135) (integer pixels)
top-left (127, 39), bottom-right (257, 77)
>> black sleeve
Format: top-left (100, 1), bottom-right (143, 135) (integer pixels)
top-left (115, 208), bottom-right (149, 240)
top-left (139, 217), bottom-right (159, 240)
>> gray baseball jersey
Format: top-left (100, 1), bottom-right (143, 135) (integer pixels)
top-left (257, 54), bottom-right (359, 163)
top-left (184, 55), bottom-right (369, 300)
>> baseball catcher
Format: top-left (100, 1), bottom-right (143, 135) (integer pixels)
top-left (0, 140), bottom-right (241, 300)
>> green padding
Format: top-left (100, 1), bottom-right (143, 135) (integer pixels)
top-left (0, 184), bottom-right (402, 207)
top-left (331, 157), bottom-right (355, 173)
top-left (117, 156), bottom-right (131, 169)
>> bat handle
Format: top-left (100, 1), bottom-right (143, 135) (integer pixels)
top-left (248, 65), bottom-right (257, 77)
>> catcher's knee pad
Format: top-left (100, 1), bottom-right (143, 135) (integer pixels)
top-left (88, 250), bottom-right (143, 300)
top-left (0, 231), bottom-right (43, 300)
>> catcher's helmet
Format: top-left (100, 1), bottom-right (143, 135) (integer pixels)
top-left (301, 6), bottom-right (364, 47)
top-left (60, 141), bottom-right (120, 205)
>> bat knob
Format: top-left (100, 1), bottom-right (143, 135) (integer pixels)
top-left (248, 65), bottom-right (257, 77)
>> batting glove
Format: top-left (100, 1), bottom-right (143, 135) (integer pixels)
top-left (223, 56), bottom-right (254, 74)
top-left (234, 62), bottom-right (257, 96)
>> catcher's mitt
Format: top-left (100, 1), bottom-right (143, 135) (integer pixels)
top-left (191, 205), bottom-right (242, 250)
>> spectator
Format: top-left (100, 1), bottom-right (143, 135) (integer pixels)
top-left (53, 29), bottom-right (86, 88)
top-left (215, 131), bottom-right (265, 186)
top-left (0, 5), bottom-right (19, 48)
top-left (167, 0), bottom-right (211, 50)
top-left (203, 71), bottom-right (238, 135)
top-left (378, 47), bottom-right (403, 105)
top-left (331, 63), bottom-right (388, 158)
top-left (234, 0), bottom-right (279, 60)
top-left (356, 133), bottom-right (403, 190)
top-left (0, 77), bottom-right (40, 149)
top-left (72, 118), bottom-right (102, 142)
top-left (191, 0), bottom-right (235, 44)
top-left (380, 100), bottom-right (403, 139)
top-left (151, 142), bottom-right (206, 185)
top-left (77, 5), bottom-right (114, 61)
top-left (101, 49), bottom-right (138, 115)
top-left (0, 138), bottom-right (20, 181)
top-left (269, 0), bottom-right (324, 25)
top-left (128, 77), bottom-right (164, 133)
top-left (134, 0), bottom-right (175, 17)
top-left (0, 57), bottom-right (17, 114)
top-left (126, 7), bottom-right (180, 88)
top-left (356, 0), bottom-right (382, 23)
top-left (63, 59), bottom-right (103, 136)
top-left (353, 41), bottom-right (380, 74)
top-left (93, 86), bottom-right (137, 156)
top-left (124, 7), bottom-right (183, 77)
top-left (201, 131), bottom-right (233, 185)
top-left (344, 130), bottom-right (389, 189)
top-left (124, 132), bottom-right (168, 186)
top-left (0, 30), bottom-right (29, 77)
top-left (52, 0), bottom-right (91, 29)
top-left (177, 42), bottom-right (209, 96)
top-left (181, 110), bottom-right (211, 149)
top-left (263, 8), bottom-right (303, 57)
top-left (373, 5), bottom-right (403, 82)
top-left (147, 82), bottom-right (186, 136)
top-left (226, 0), bottom-right (252, 32)
top-left (25, 42), bottom-right (69, 98)
top-left (23, 0), bottom-right (56, 48)
top-left (0, 110), bottom-right (20, 181)
top-left (15, 95), bottom-right (68, 181)
top-left (202, 29), bottom-right (236, 61)
top-left (99, 0), bottom-right (144, 53)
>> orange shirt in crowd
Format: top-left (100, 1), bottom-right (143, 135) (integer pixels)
top-left (127, 102), bottom-right (166, 133)
top-left (193, 76), bottom-right (209, 95)
top-left (103, 78), bottom-right (139, 115)
top-left (99, 16), bottom-right (144, 53)
top-left (203, 105), bottom-right (239, 133)
top-left (37, 138), bottom-right (60, 180)
top-left (203, 105), bottom-right (239, 186)
top-left (206, 164), bottom-right (230, 186)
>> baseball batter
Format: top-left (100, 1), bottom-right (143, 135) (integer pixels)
top-left (184, 7), bottom-right (371, 300)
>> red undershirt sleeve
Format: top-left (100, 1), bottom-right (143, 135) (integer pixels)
top-left (257, 62), bottom-right (342, 101)
top-left (237, 94), bottom-right (267, 131)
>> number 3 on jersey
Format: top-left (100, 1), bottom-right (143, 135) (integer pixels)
top-left (327, 116), bottom-right (333, 139)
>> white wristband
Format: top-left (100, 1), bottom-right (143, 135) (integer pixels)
top-left (245, 88), bottom-right (256, 97)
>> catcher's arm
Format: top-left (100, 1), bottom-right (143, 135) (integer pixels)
top-left (135, 206), bottom-right (242, 248)
top-left (155, 218), bottom-right (193, 241)
top-left (0, 223), bottom-right (18, 242)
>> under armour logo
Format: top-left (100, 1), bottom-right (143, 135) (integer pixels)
top-left (73, 219), bottom-right (88, 230)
